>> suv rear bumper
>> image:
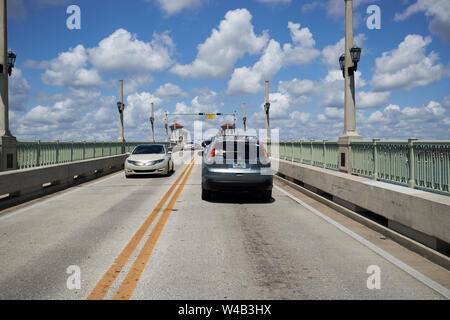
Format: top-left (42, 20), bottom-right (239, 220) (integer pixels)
top-left (202, 176), bottom-right (273, 192)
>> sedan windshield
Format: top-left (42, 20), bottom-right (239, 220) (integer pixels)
top-left (133, 145), bottom-right (165, 154)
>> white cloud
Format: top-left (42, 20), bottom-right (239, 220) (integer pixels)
top-left (325, 107), bottom-right (344, 119)
top-left (88, 29), bottom-right (174, 74)
top-left (154, 83), bottom-right (188, 100)
top-left (171, 8), bottom-right (268, 79)
top-left (262, 92), bottom-right (291, 119)
top-left (279, 78), bottom-right (316, 97)
top-left (371, 34), bottom-right (443, 91)
top-left (255, 68), bottom-right (385, 123)
top-left (123, 75), bottom-right (154, 95)
top-left (227, 21), bottom-right (319, 96)
top-left (227, 40), bottom-right (284, 96)
top-left (357, 91), bottom-right (391, 109)
top-left (282, 22), bottom-right (320, 65)
top-left (17, 98), bottom-right (82, 141)
top-left (395, 0), bottom-right (450, 42)
top-left (9, 68), bottom-right (31, 111)
top-left (149, 0), bottom-right (205, 16)
top-left (442, 95), bottom-right (450, 108)
top-left (168, 88), bottom-right (227, 138)
top-left (125, 92), bottom-right (163, 128)
top-left (41, 45), bottom-right (103, 88)
top-left (363, 100), bottom-right (449, 139)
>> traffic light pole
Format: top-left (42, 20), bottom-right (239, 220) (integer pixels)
top-left (243, 103), bottom-right (247, 134)
top-left (264, 80), bottom-right (270, 143)
top-left (150, 102), bottom-right (155, 142)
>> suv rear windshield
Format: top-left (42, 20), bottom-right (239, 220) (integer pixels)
top-left (133, 145), bottom-right (165, 154)
top-left (213, 139), bottom-right (265, 162)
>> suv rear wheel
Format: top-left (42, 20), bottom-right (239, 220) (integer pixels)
top-left (202, 188), bottom-right (211, 201)
top-left (261, 190), bottom-right (272, 201)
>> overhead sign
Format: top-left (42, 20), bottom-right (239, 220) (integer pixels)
top-left (206, 114), bottom-right (216, 119)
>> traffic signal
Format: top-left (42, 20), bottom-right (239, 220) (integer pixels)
top-left (198, 113), bottom-right (205, 115)
top-left (216, 113), bottom-right (222, 115)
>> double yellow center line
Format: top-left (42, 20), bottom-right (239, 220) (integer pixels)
top-left (87, 156), bottom-right (197, 300)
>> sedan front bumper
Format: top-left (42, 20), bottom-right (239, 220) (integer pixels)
top-left (124, 159), bottom-right (168, 175)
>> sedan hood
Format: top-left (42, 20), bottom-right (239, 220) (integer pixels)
top-left (127, 154), bottom-right (166, 161)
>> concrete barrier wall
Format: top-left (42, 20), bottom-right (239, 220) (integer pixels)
top-left (274, 158), bottom-right (450, 250)
top-left (0, 155), bottom-right (127, 204)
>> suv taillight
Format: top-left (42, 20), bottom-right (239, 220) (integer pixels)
top-left (259, 144), bottom-right (270, 165)
top-left (205, 143), bottom-right (216, 165)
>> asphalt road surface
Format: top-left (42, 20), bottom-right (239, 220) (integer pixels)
top-left (0, 151), bottom-right (448, 300)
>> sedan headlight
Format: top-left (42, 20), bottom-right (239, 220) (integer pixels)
top-left (127, 159), bottom-right (141, 166)
top-left (151, 159), bottom-right (165, 165)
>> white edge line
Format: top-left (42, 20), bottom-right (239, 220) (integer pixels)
top-left (0, 170), bottom-right (123, 222)
top-left (275, 185), bottom-right (450, 299)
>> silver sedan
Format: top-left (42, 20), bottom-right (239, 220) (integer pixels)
top-left (125, 144), bottom-right (174, 178)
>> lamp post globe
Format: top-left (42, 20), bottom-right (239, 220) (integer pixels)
top-left (7, 50), bottom-right (15, 76)
top-left (339, 54), bottom-right (345, 77)
top-left (350, 45), bottom-right (361, 65)
top-left (117, 101), bottom-right (124, 114)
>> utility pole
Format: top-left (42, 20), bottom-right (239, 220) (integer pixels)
top-left (165, 111), bottom-right (169, 142)
top-left (242, 103), bottom-right (247, 134)
top-left (150, 102), bottom-right (155, 142)
top-left (117, 80), bottom-right (126, 153)
top-left (338, 0), bottom-right (362, 173)
top-left (264, 80), bottom-right (270, 143)
top-left (0, 0), bottom-right (17, 171)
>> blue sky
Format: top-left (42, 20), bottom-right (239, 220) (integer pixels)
top-left (7, 0), bottom-right (450, 142)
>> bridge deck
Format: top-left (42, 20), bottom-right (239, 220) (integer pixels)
top-left (0, 151), bottom-right (448, 300)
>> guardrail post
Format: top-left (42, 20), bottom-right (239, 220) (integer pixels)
top-left (323, 140), bottom-right (328, 169)
top-left (70, 141), bottom-right (74, 162)
top-left (408, 138), bottom-right (418, 188)
top-left (291, 141), bottom-right (294, 162)
top-left (82, 141), bottom-right (86, 160)
top-left (35, 140), bottom-right (41, 167)
top-left (373, 138), bottom-right (380, 180)
top-left (310, 140), bottom-right (314, 166)
top-left (300, 139), bottom-right (304, 164)
top-left (93, 141), bottom-right (96, 158)
top-left (102, 141), bottom-right (104, 157)
top-left (55, 140), bottom-right (60, 164)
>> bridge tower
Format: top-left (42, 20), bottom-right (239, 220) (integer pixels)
top-left (337, 0), bottom-right (362, 173)
top-left (0, 0), bottom-right (17, 171)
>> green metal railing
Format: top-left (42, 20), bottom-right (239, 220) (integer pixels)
top-left (268, 139), bottom-right (450, 195)
top-left (268, 140), bottom-right (339, 170)
top-left (352, 139), bottom-right (450, 195)
top-left (16, 141), bottom-right (175, 169)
